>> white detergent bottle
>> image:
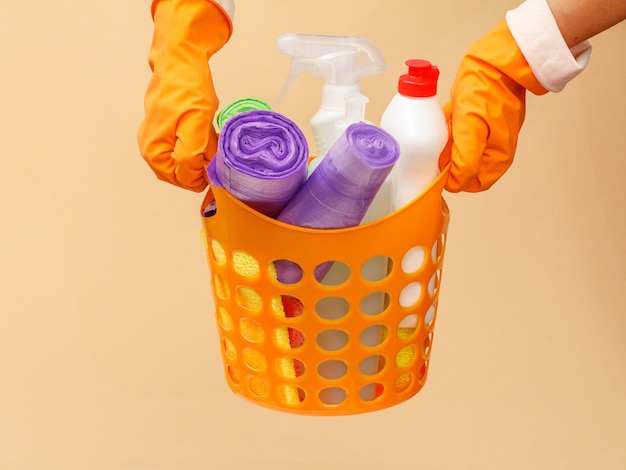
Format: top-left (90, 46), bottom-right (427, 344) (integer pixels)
top-left (277, 33), bottom-right (385, 161)
top-left (380, 59), bottom-right (448, 324)
top-left (380, 59), bottom-right (448, 211)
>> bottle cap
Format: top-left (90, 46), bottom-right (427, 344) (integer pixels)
top-left (397, 59), bottom-right (439, 97)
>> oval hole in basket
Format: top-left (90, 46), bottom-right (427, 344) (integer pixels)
top-left (360, 355), bottom-right (386, 376)
top-left (210, 238), bottom-right (227, 266)
top-left (222, 337), bottom-right (237, 362)
top-left (270, 295), bottom-right (304, 319)
top-left (423, 332), bottom-right (434, 358)
top-left (402, 246), bottom-right (426, 274)
top-left (235, 286), bottom-right (262, 313)
top-left (273, 327), bottom-right (305, 351)
top-left (226, 365), bottom-right (241, 385)
top-left (242, 348), bottom-right (267, 373)
top-left (360, 325), bottom-right (388, 348)
top-left (424, 304), bottom-right (436, 328)
top-left (281, 295), bottom-right (305, 318)
top-left (315, 296), bottom-right (350, 321)
top-left (432, 234), bottom-right (446, 264)
top-left (317, 359), bottom-right (348, 381)
top-left (398, 313), bottom-right (418, 329)
top-left (217, 307), bottom-right (234, 332)
top-left (272, 259), bottom-right (303, 285)
top-left (212, 274), bottom-right (230, 301)
top-left (314, 260), bottom-right (350, 286)
top-left (247, 376), bottom-right (268, 398)
top-left (428, 270), bottom-right (442, 297)
top-left (239, 318), bottom-right (265, 344)
top-left (276, 356), bottom-right (306, 379)
top-left (360, 383), bottom-right (383, 402)
top-left (394, 372), bottom-right (413, 393)
top-left (360, 291), bottom-right (390, 317)
top-left (316, 329), bottom-right (349, 352)
top-left (398, 314), bottom-right (418, 341)
top-left (319, 387), bottom-right (347, 406)
top-left (418, 362), bottom-right (429, 382)
top-left (361, 255), bottom-right (393, 282)
top-left (278, 384), bottom-right (306, 406)
top-left (399, 282), bottom-right (423, 308)
top-left (396, 344), bottom-right (417, 369)
top-left (232, 250), bottom-right (260, 278)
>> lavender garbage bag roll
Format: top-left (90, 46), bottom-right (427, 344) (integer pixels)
top-left (275, 121), bottom-right (400, 283)
top-left (279, 121), bottom-right (399, 227)
top-left (207, 109), bottom-right (309, 218)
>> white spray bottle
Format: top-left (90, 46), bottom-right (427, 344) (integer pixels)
top-left (277, 33), bottom-right (385, 160)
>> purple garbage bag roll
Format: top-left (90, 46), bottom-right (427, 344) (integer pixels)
top-left (275, 121), bottom-right (400, 283)
top-left (207, 109), bottom-right (309, 218)
top-left (278, 121), bottom-right (399, 228)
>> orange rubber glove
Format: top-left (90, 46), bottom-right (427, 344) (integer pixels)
top-left (137, 0), bottom-right (233, 192)
top-left (439, 20), bottom-right (548, 193)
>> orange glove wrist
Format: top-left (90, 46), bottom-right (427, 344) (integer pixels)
top-left (138, 0), bottom-right (233, 192)
top-left (439, 20), bottom-right (547, 193)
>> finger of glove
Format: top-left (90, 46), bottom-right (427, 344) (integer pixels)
top-left (139, 0), bottom-right (231, 192)
top-left (444, 73), bottom-right (489, 193)
top-left (478, 79), bottom-right (526, 191)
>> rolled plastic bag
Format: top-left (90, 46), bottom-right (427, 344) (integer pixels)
top-left (207, 109), bottom-right (309, 218)
top-left (279, 121), bottom-right (399, 227)
top-left (275, 121), bottom-right (400, 283)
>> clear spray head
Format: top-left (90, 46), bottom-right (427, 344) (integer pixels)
top-left (276, 33), bottom-right (385, 102)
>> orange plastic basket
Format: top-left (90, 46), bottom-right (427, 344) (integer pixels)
top-left (201, 166), bottom-right (450, 415)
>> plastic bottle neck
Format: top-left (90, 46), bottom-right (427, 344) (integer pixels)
top-left (396, 91), bottom-right (439, 100)
top-left (320, 83), bottom-right (361, 110)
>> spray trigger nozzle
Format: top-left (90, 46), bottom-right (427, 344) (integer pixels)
top-left (344, 91), bottom-right (369, 123)
top-left (276, 33), bottom-right (385, 102)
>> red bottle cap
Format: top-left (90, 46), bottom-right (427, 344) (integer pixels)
top-left (398, 59), bottom-right (439, 97)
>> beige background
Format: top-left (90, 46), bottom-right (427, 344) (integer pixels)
top-left (2, 1), bottom-right (625, 469)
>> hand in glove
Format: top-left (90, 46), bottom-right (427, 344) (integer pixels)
top-left (137, 0), bottom-right (233, 192)
top-left (440, 0), bottom-right (596, 193)
top-left (439, 19), bottom-right (547, 193)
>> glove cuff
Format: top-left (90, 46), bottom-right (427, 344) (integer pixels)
top-left (506, 0), bottom-right (592, 92)
top-left (467, 20), bottom-right (548, 96)
top-left (212, 0), bottom-right (235, 22)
